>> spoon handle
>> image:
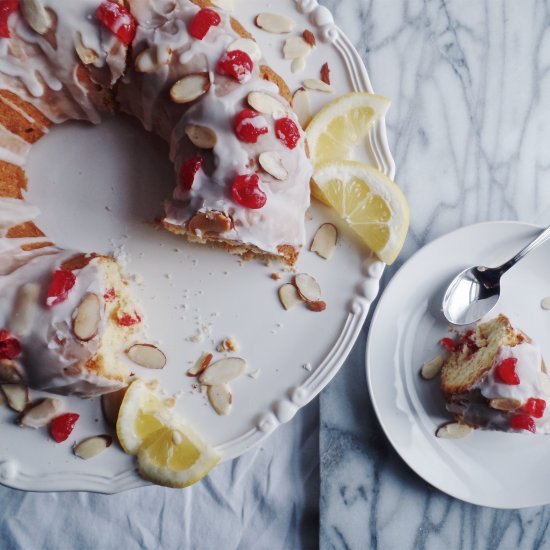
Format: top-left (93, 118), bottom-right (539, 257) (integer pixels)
top-left (499, 224), bottom-right (550, 274)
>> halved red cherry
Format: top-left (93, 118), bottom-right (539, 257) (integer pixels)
top-left (234, 109), bottom-right (268, 143)
top-left (46, 269), bottom-right (76, 307)
top-left (0, 329), bottom-right (21, 360)
top-left (0, 0), bottom-right (19, 38)
top-left (438, 337), bottom-right (457, 352)
top-left (495, 357), bottom-right (520, 385)
top-left (216, 50), bottom-right (253, 83)
top-left (188, 8), bottom-right (220, 40)
top-left (231, 174), bottom-right (267, 209)
top-left (117, 311), bottom-right (142, 327)
top-left (509, 413), bottom-right (536, 433)
top-left (522, 397), bottom-right (546, 418)
top-left (96, 1), bottom-right (136, 46)
top-left (103, 288), bottom-right (116, 302)
top-left (179, 156), bottom-right (203, 192)
top-left (275, 117), bottom-right (300, 150)
top-left (50, 413), bottom-right (80, 443)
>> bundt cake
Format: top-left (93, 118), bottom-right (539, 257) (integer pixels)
top-left (0, 0), bottom-right (312, 397)
top-left (440, 314), bottom-right (550, 434)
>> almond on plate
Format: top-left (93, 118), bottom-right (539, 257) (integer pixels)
top-left (1, 383), bottom-right (29, 413)
top-left (126, 344), bottom-right (167, 370)
top-left (310, 223), bottom-right (338, 260)
top-left (278, 283), bottom-right (303, 310)
top-left (247, 92), bottom-right (286, 116)
top-left (255, 12), bottom-right (295, 34)
top-left (199, 357), bottom-right (247, 385)
top-left (74, 435), bottom-right (112, 460)
top-left (306, 300), bottom-right (327, 312)
top-left (294, 273), bottom-right (322, 302)
top-left (187, 352), bottom-right (213, 377)
top-left (292, 88), bottom-right (312, 128)
top-left (435, 422), bottom-right (474, 439)
top-left (0, 359), bottom-right (23, 384)
top-left (303, 78), bottom-right (334, 93)
top-left (20, 398), bottom-right (62, 428)
top-left (207, 384), bottom-right (232, 416)
top-left (420, 355), bottom-right (444, 380)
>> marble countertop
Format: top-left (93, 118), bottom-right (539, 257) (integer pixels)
top-left (320, 0), bottom-right (550, 548)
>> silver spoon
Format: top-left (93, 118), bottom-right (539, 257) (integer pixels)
top-left (442, 224), bottom-right (550, 325)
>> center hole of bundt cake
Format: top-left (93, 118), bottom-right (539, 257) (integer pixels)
top-left (25, 115), bottom-right (175, 251)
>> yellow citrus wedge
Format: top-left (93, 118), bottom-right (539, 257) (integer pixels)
top-left (306, 92), bottom-right (391, 165)
top-left (116, 379), bottom-right (220, 488)
top-left (312, 161), bottom-right (409, 264)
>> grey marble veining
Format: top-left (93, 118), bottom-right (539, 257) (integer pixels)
top-left (320, 1), bottom-right (550, 549)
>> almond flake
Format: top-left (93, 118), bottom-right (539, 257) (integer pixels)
top-left (21, 0), bottom-right (52, 35)
top-left (255, 12), bottom-right (295, 34)
top-left (489, 398), bottom-right (523, 411)
top-left (0, 359), bottom-right (22, 384)
top-left (72, 293), bottom-right (101, 342)
top-left (320, 62), bottom-right (331, 85)
top-left (75, 32), bottom-right (99, 65)
top-left (170, 74), bottom-right (210, 104)
top-left (227, 38), bottom-right (262, 62)
top-left (199, 357), bottom-right (247, 385)
top-left (294, 273), bottom-right (322, 302)
top-left (306, 300), bottom-right (326, 312)
top-left (303, 78), bottom-right (334, 93)
top-left (259, 151), bottom-right (288, 180)
top-left (435, 422), bottom-right (474, 439)
top-left (247, 92), bottom-right (287, 116)
top-left (292, 88), bottom-right (312, 128)
top-left (187, 352), bottom-right (213, 377)
top-left (101, 387), bottom-right (127, 426)
top-left (310, 223), bottom-right (338, 259)
top-left (420, 355), bottom-right (444, 380)
top-left (20, 398), bottom-right (62, 428)
top-left (9, 282), bottom-right (39, 338)
top-left (126, 344), bottom-right (167, 369)
top-left (278, 283), bottom-right (303, 310)
top-left (74, 435), bottom-right (112, 460)
top-left (283, 36), bottom-right (312, 60)
top-left (1, 383), bottom-right (29, 413)
top-left (185, 124), bottom-right (217, 149)
top-left (207, 384), bottom-right (232, 416)
top-left (291, 57), bottom-right (306, 74)
top-left (302, 29), bottom-right (316, 47)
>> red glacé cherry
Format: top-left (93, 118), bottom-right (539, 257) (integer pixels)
top-left (231, 174), bottom-right (267, 209)
top-left (234, 109), bottom-right (268, 143)
top-left (117, 311), bottom-right (141, 327)
top-left (495, 357), bottom-right (520, 385)
top-left (522, 397), bottom-right (546, 418)
top-left (438, 337), bottom-right (457, 352)
top-left (0, 329), bottom-right (21, 360)
top-left (50, 413), bottom-right (80, 443)
top-left (275, 117), bottom-right (300, 150)
top-left (95, 1), bottom-right (136, 46)
top-left (188, 8), bottom-right (220, 40)
top-left (179, 156), bottom-right (203, 192)
top-left (216, 50), bottom-right (253, 82)
top-left (509, 413), bottom-right (536, 433)
top-left (46, 269), bottom-right (76, 307)
top-left (0, 0), bottom-right (19, 38)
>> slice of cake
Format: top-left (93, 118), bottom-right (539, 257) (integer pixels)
top-left (440, 314), bottom-right (550, 434)
top-left (2, 250), bottom-right (142, 396)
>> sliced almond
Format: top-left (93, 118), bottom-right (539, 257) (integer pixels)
top-left (126, 344), bottom-right (167, 370)
top-left (306, 300), bottom-right (327, 312)
top-left (302, 29), bottom-right (316, 47)
top-left (188, 211), bottom-right (232, 235)
top-left (435, 422), bottom-right (474, 439)
top-left (278, 283), bottom-right (303, 310)
top-left (0, 359), bottom-right (23, 384)
top-left (320, 63), bottom-right (331, 85)
top-left (72, 293), bottom-right (101, 342)
top-left (74, 435), bottom-right (112, 460)
top-left (420, 355), bottom-right (444, 380)
top-left (291, 57), bottom-right (306, 74)
top-left (207, 384), bottom-right (232, 416)
top-left (489, 398), bottom-right (523, 411)
top-left (75, 32), bottom-right (99, 65)
top-left (283, 36), bottom-right (312, 60)
top-left (255, 13), bottom-right (295, 34)
top-left (8, 282), bottom-right (40, 337)
top-left (101, 387), bottom-right (128, 426)
top-left (247, 92), bottom-right (287, 116)
top-left (170, 74), bottom-right (210, 104)
top-left (294, 273), bottom-right (322, 302)
top-left (187, 352), bottom-right (213, 377)
top-left (20, 398), bottom-right (62, 428)
top-left (310, 223), bottom-right (338, 260)
top-left (185, 124), bottom-right (217, 149)
top-left (21, 0), bottom-right (52, 35)
top-left (227, 38), bottom-right (262, 62)
top-left (199, 357), bottom-right (247, 385)
top-left (292, 88), bottom-right (312, 129)
top-left (303, 78), bottom-right (334, 93)
top-left (1, 383), bottom-right (29, 413)
top-left (541, 297), bottom-right (550, 310)
top-left (259, 152), bottom-right (288, 181)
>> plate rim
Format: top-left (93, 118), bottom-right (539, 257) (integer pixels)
top-left (365, 219), bottom-right (548, 509)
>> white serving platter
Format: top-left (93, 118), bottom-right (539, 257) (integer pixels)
top-left (0, 0), bottom-right (395, 492)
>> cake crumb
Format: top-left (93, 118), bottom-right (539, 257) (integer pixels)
top-left (271, 272), bottom-right (281, 281)
top-left (302, 363), bottom-right (312, 372)
top-left (217, 337), bottom-right (239, 353)
top-left (146, 379), bottom-right (160, 390)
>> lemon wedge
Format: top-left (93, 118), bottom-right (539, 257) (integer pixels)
top-left (312, 161), bottom-right (409, 264)
top-left (306, 92), bottom-right (390, 165)
top-left (117, 379), bottom-right (220, 488)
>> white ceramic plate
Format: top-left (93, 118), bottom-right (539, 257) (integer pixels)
top-left (0, 0), bottom-right (395, 492)
top-left (366, 221), bottom-right (550, 509)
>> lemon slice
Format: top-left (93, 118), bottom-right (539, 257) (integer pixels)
top-left (312, 161), bottom-right (409, 264)
top-left (117, 379), bottom-right (220, 488)
top-left (306, 92), bottom-right (391, 165)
